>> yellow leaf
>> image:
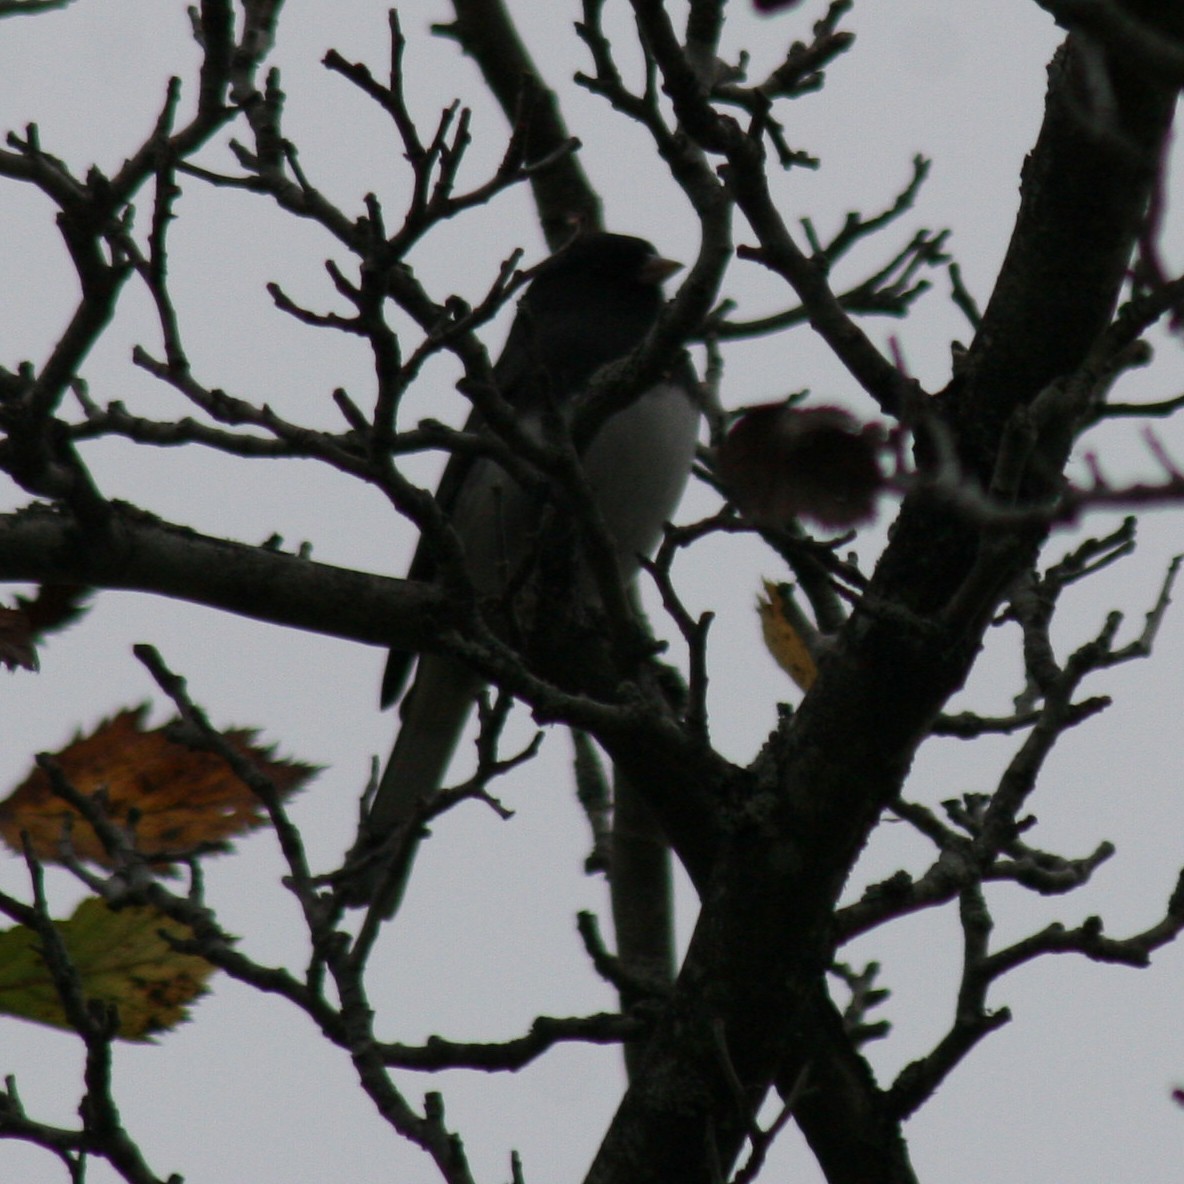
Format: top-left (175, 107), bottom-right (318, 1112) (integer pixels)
top-left (0, 898), bottom-right (215, 1041)
top-left (757, 581), bottom-right (817, 691)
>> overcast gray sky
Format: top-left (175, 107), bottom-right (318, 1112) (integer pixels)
top-left (2, 3), bottom-right (1183, 1182)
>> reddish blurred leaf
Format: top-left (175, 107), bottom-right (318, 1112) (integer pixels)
top-left (0, 897), bottom-right (214, 1041)
top-left (15, 584), bottom-right (92, 641)
top-left (717, 402), bottom-right (885, 529)
top-left (0, 606), bottom-right (38, 671)
top-left (0, 586), bottom-right (92, 674)
top-left (0, 706), bottom-right (318, 866)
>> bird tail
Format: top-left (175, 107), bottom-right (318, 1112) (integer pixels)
top-left (355, 654), bottom-right (481, 913)
top-left (373, 654), bottom-right (480, 830)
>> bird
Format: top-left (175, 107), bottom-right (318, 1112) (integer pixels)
top-left (347, 232), bottom-right (701, 913)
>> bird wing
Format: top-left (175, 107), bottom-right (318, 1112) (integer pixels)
top-left (380, 302), bottom-right (543, 708)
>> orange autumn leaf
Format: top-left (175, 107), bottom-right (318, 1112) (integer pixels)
top-left (757, 580), bottom-right (818, 692)
top-left (0, 706), bottom-right (318, 867)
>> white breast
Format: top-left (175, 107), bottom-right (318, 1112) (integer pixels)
top-left (579, 381), bottom-right (701, 578)
top-left (449, 382), bottom-right (700, 593)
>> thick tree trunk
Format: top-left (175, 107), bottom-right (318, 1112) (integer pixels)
top-left (587, 12), bottom-right (1180, 1183)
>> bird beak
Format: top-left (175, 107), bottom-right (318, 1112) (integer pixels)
top-left (639, 255), bottom-right (682, 285)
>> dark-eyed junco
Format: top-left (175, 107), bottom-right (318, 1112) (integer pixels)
top-left (350, 232), bottom-right (700, 912)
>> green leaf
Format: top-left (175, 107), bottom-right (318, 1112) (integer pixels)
top-left (0, 898), bottom-right (216, 1041)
